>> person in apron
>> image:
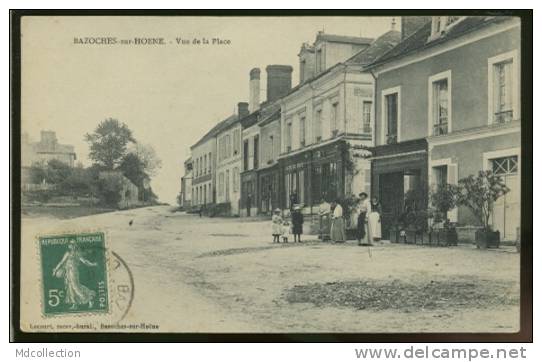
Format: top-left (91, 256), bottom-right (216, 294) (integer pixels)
top-left (367, 197), bottom-right (382, 244)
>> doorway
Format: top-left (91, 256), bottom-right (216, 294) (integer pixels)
top-left (491, 156), bottom-right (520, 241)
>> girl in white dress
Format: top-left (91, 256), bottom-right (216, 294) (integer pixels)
top-left (367, 197), bottom-right (382, 243)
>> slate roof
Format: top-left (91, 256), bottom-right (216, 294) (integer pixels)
top-left (346, 30), bottom-right (401, 65)
top-left (191, 114), bottom-right (238, 149)
top-left (316, 33), bottom-right (374, 45)
top-left (368, 16), bottom-right (516, 68)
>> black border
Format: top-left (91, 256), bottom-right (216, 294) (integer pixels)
top-left (10, 9), bottom-right (533, 343)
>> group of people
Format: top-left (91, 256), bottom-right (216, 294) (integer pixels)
top-left (355, 192), bottom-right (382, 246)
top-left (271, 193), bottom-right (381, 245)
top-left (272, 205), bottom-right (304, 243)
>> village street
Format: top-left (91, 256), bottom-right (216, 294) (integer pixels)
top-left (22, 206), bottom-right (520, 333)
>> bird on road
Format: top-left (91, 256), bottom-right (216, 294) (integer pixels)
top-left (129, 219), bottom-right (133, 226)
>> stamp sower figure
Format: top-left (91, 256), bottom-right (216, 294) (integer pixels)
top-left (330, 199), bottom-right (346, 243)
top-left (52, 240), bottom-right (97, 310)
top-left (271, 208), bottom-right (283, 243)
top-left (291, 204), bottom-right (304, 243)
top-left (368, 197), bottom-right (382, 243)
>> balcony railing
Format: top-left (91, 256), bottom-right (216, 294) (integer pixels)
top-left (494, 110), bottom-right (514, 124)
top-left (433, 122), bottom-right (448, 136)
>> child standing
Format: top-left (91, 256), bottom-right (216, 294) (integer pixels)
top-left (281, 220), bottom-right (290, 243)
top-left (271, 209), bottom-right (282, 243)
top-left (292, 205), bottom-right (304, 242)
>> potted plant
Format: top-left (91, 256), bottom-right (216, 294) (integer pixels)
top-left (403, 188), bottom-right (428, 244)
top-left (456, 170), bottom-right (510, 249)
top-left (430, 184), bottom-right (460, 246)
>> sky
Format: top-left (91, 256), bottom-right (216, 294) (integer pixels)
top-left (21, 16), bottom-right (397, 204)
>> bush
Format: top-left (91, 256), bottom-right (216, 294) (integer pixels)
top-left (456, 170), bottom-right (509, 231)
top-left (430, 184), bottom-right (460, 224)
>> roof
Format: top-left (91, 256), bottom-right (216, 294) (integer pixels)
top-left (368, 16), bottom-right (516, 68)
top-left (240, 110), bottom-right (260, 129)
top-left (346, 30), bottom-right (401, 65)
top-left (283, 30), bottom-right (402, 99)
top-left (316, 33), bottom-right (374, 45)
top-left (259, 108), bottom-right (281, 127)
top-left (191, 114), bottom-right (238, 149)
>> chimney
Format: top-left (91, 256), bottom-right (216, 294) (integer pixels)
top-left (266, 65), bottom-right (293, 103)
top-left (249, 68), bottom-right (261, 113)
top-left (238, 102), bottom-right (249, 119)
top-left (401, 16), bottom-right (431, 40)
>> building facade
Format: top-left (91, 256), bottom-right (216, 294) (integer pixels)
top-left (215, 106), bottom-right (246, 216)
top-left (179, 157), bottom-right (193, 210)
top-left (190, 128), bottom-right (217, 210)
top-left (22, 131), bottom-right (77, 168)
top-left (368, 16), bottom-right (521, 240)
top-left (278, 31), bottom-right (401, 214)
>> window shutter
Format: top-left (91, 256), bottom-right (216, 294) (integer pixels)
top-left (447, 163), bottom-right (458, 222)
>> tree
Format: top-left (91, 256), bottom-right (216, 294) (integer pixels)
top-left (44, 159), bottom-right (72, 184)
top-left (130, 143), bottom-right (162, 177)
top-left (456, 170), bottom-right (510, 230)
top-left (60, 165), bottom-right (92, 197)
top-left (430, 183), bottom-right (460, 224)
top-left (118, 153), bottom-right (147, 188)
top-left (85, 118), bottom-right (136, 169)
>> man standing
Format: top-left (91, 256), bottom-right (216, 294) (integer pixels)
top-left (357, 192), bottom-right (371, 246)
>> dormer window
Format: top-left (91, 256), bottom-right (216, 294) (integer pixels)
top-left (430, 16), bottom-right (462, 40)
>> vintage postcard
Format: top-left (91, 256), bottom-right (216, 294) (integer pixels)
top-left (14, 13), bottom-right (529, 337)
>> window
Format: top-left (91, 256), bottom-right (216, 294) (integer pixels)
top-left (268, 135), bottom-right (274, 164)
top-left (300, 60), bottom-right (306, 83)
top-left (226, 134), bottom-right (232, 158)
top-left (494, 60), bottom-right (514, 123)
top-left (362, 101), bottom-right (372, 134)
top-left (314, 109), bottom-right (322, 142)
top-left (208, 152), bottom-right (212, 173)
top-left (225, 169), bottom-right (230, 201)
top-left (492, 156), bottom-right (518, 175)
top-left (243, 140), bottom-right (249, 171)
top-left (331, 102), bottom-right (339, 136)
top-left (203, 154), bottom-right (207, 175)
top-left (431, 16), bottom-right (461, 38)
top-left (195, 159), bottom-right (198, 177)
top-left (316, 48), bottom-right (323, 73)
top-left (203, 184), bottom-right (207, 204)
top-left (218, 172), bottom-right (224, 197)
top-left (285, 121), bottom-right (292, 152)
top-left (385, 93), bottom-right (398, 144)
top-left (433, 166), bottom-right (448, 189)
top-left (432, 79), bottom-right (449, 135)
top-left (233, 167), bottom-right (239, 192)
top-left (233, 129), bottom-right (240, 155)
top-left (253, 135), bottom-right (259, 169)
top-left (299, 116), bottom-right (306, 146)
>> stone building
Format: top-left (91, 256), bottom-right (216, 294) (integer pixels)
top-left (214, 104), bottom-right (247, 216)
top-left (22, 131), bottom-right (76, 168)
top-left (239, 65), bottom-right (294, 217)
top-left (179, 157), bottom-right (193, 210)
top-left (367, 16), bottom-right (521, 240)
top-left (278, 30), bottom-right (401, 213)
top-left (21, 130), bottom-right (77, 188)
top-left (190, 121), bottom-right (220, 210)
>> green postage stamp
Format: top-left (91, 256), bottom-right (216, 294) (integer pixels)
top-left (39, 232), bottom-right (109, 316)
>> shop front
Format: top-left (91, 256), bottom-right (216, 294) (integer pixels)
top-left (371, 139), bottom-right (428, 239)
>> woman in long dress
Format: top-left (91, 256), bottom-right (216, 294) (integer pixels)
top-left (330, 200), bottom-right (346, 243)
top-left (367, 197), bottom-right (382, 244)
top-left (52, 241), bottom-right (97, 309)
